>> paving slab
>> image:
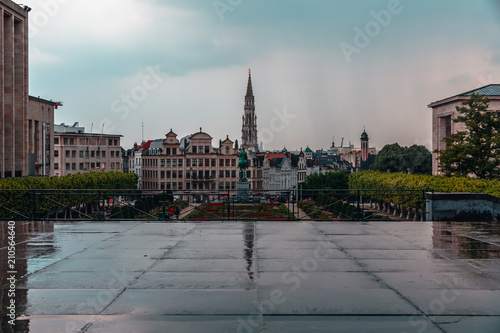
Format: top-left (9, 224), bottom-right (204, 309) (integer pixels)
top-left (1, 220), bottom-right (499, 332)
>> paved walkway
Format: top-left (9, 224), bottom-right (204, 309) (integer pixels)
top-left (2, 220), bottom-right (500, 332)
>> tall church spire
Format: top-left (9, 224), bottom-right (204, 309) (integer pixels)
top-left (242, 69), bottom-right (258, 152)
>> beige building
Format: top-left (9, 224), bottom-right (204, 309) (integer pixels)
top-left (428, 84), bottom-right (500, 175)
top-left (53, 123), bottom-right (122, 176)
top-left (141, 129), bottom-right (265, 199)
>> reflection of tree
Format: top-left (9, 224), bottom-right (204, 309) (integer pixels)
top-left (1, 221), bottom-right (54, 330)
top-left (432, 222), bottom-right (500, 259)
top-left (243, 223), bottom-right (255, 281)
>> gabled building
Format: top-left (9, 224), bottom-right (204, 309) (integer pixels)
top-left (428, 84), bottom-right (500, 175)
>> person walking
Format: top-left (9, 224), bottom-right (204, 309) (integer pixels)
top-left (174, 206), bottom-right (180, 220)
top-left (169, 206), bottom-right (174, 221)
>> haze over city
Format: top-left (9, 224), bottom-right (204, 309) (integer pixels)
top-left (26, 0), bottom-right (500, 150)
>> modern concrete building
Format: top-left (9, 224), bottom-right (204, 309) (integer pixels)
top-left (53, 123), bottom-right (122, 176)
top-left (428, 84), bottom-right (500, 175)
top-left (1, 1), bottom-right (29, 178)
top-left (1, 1), bottom-right (61, 178)
top-left (27, 96), bottom-right (59, 176)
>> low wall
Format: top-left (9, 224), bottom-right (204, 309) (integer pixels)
top-left (425, 192), bottom-right (500, 222)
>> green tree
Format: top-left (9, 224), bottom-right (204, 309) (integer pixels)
top-left (436, 93), bottom-right (500, 179)
top-left (302, 171), bottom-right (349, 190)
top-left (372, 143), bottom-right (431, 174)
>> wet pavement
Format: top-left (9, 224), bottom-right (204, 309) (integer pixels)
top-left (1, 220), bottom-right (500, 332)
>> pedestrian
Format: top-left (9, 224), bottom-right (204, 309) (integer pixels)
top-left (175, 207), bottom-right (180, 220)
top-left (169, 207), bottom-right (174, 221)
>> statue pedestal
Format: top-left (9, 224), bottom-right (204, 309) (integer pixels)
top-left (237, 180), bottom-right (250, 201)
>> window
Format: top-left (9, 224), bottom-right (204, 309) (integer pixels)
top-left (111, 151), bottom-right (115, 158)
top-left (109, 139), bottom-right (113, 146)
top-left (161, 159), bottom-right (165, 167)
top-left (91, 151), bottom-right (95, 158)
top-left (172, 171), bottom-right (177, 179)
top-left (161, 171), bottom-right (165, 179)
top-left (211, 159), bottom-right (216, 167)
top-left (193, 183), bottom-right (197, 190)
top-left (91, 163), bottom-right (95, 170)
top-left (219, 159), bottom-right (224, 167)
top-left (226, 147), bottom-right (229, 154)
top-left (96, 151), bottom-right (100, 158)
top-left (225, 159), bottom-right (230, 167)
top-left (192, 146), bottom-right (197, 153)
top-left (166, 159), bottom-right (171, 167)
top-left (192, 159), bottom-right (197, 167)
top-left (85, 151), bottom-right (89, 158)
top-left (65, 151), bottom-right (70, 158)
top-left (178, 182), bottom-right (183, 190)
top-left (172, 148), bottom-right (177, 155)
top-left (114, 139), bottom-right (118, 146)
top-left (161, 183), bottom-right (165, 190)
top-left (102, 151), bottom-right (106, 158)
top-left (96, 162), bottom-right (101, 169)
top-left (79, 151), bottom-right (84, 158)
top-left (199, 159), bottom-right (204, 167)
top-left (166, 148), bottom-right (171, 155)
top-left (205, 171), bottom-right (209, 179)
top-left (199, 146), bottom-right (203, 154)
top-left (54, 150), bottom-right (59, 157)
top-left (72, 150), bottom-right (76, 158)
top-left (219, 170), bottom-right (224, 178)
top-left (70, 138), bottom-right (74, 145)
top-left (54, 163), bottom-right (59, 170)
top-left (211, 183), bottom-right (216, 190)
top-left (178, 171), bottom-right (183, 179)
top-left (219, 182), bottom-right (224, 190)
top-left (167, 171), bottom-right (171, 178)
top-left (186, 159), bottom-right (191, 167)
top-left (231, 159), bottom-right (236, 167)
top-left (231, 182), bottom-right (236, 190)
top-left (231, 170), bottom-right (236, 178)
top-left (64, 138), bottom-right (68, 145)
top-left (172, 159), bottom-right (177, 167)
top-left (166, 183), bottom-right (171, 190)
top-left (65, 163), bottom-right (70, 170)
top-left (226, 170), bottom-right (230, 178)
top-left (54, 138), bottom-right (59, 145)
top-left (111, 162), bottom-right (115, 170)
top-left (225, 182), bottom-right (230, 190)
top-left (172, 182), bottom-right (177, 190)
top-left (205, 159), bottom-right (209, 167)
top-left (79, 163), bottom-right (84, 170)
top-left (205, 146), bottom-right (210, 154)
top-left (186, 183), bottom-right (191, 190)
top-left (72, 163), bottom-right (76, 170)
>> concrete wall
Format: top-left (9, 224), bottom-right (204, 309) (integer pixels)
top-left (426, 192), bottom-right (500, 222)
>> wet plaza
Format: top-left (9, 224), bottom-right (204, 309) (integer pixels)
top-left (1, 220), bottom-right (500, 332)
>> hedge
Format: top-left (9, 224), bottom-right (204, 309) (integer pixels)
top-left (349, 171), bottom-right (500, 209)
top-left (0, 172), bottom-right (138, 220)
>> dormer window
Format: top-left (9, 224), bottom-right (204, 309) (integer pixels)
top-left (226, 147), bottom-right (230, 154)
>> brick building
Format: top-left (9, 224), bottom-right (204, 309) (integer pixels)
top-left (53, 123), bottom-right (122, 176)
top-left (428, 84), bottom-right (500, 175)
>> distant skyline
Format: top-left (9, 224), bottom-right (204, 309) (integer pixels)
top-left (25, 0), bottom-right (500, 150)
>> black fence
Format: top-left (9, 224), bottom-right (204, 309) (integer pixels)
top-left (0, 188), bottom-right (430, 222)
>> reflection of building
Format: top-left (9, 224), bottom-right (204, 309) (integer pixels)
top-left (53, 123), bottom-right (122, 176)
top-left (428, 84), bottom-right (500, 175)
top-left (0, 1), bottom-right (61, 178)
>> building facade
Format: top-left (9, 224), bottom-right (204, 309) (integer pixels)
top-left (27, 96), bottom-right (59, 176)
top-left (53, 123), bottom-right (122, 176)
top-left (141, 129), bottom-right (267, 199)
top-left (1, 1), bottom-right (29, 178)
top-left (428, 84), bottom-right (500, 175)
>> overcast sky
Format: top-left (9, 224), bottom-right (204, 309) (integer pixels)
top-left (25, 0), bottom-right (500, 151)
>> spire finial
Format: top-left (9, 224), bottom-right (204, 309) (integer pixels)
top-left (249, 68), bottom-right (251, 75)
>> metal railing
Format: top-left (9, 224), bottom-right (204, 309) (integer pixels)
top-left (0, 188), bottom-right (430, 222)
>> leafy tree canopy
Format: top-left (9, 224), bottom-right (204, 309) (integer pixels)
top-left (436, 93), bottom-right (500, 180)
top-left (301, 171), bottom-right (349, 190)
top-left (372, 143), bottom-right (432, 174)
